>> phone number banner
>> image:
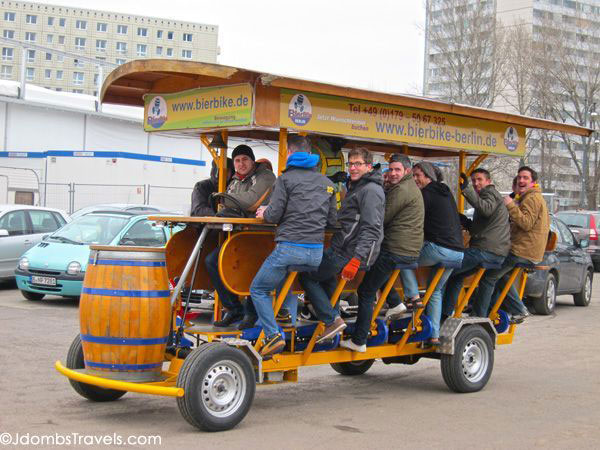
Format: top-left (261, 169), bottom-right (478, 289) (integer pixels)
top-left (144, 84), bottom-right (253, 132)
top-left (280, 89), bottom-right (525, 156)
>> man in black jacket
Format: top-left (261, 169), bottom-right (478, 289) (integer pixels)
top-left (190, 158), bottom-right (233, 217)
top-left (249, 135), bottom-right (337, 357)
top-left (299, 147), bottom-right (385, 344)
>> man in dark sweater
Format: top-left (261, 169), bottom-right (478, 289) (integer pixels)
top-left (442, 168), bottom-right (510, 319)
top-left (190, 158), bottom-right (233, 216)
top-left (250, 135), bottom-right (337, 358)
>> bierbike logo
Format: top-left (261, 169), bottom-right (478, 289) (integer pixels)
top-left (503, 126), bottom-right (519, 152)
top-left (288, 93), bottom-right (312, 126)
top-left (147, 96), bottom-right (167, 129)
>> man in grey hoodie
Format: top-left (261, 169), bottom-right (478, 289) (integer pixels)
top-left (299, 147), bottom-right (385, 343)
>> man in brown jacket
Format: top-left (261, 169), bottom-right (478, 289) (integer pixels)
top-left (473, 166), bottom-right (549, 323)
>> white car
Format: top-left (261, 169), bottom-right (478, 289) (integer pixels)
top-left (0, 205), bottom-right (70, 281)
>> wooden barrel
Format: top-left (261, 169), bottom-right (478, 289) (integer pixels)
top-left (79, 246), bottom-right (172, 382)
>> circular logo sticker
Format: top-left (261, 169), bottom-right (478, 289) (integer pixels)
top-left (503, 126), bottom-right (519, 152)
top-left (288, 93), bottom-right (312, 126)
top-left (147, 96), bottom-right (167, 129)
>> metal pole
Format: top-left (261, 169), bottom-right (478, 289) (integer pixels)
top-left (169, 226), bottom-right (208, 307)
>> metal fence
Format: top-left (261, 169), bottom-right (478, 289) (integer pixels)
top-left (147, 185), bottom-right (193, 214)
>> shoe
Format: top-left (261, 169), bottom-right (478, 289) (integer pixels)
top-left (316, 317), bottom-right (346, 343)
top-left (510, 310), bottom-right (530, 324)
top-left (237, 315), bottom-right (257, 330)
top-left (276, 309), bottom-right (293, 326)
top-left (260, 333), bottom-right (285, 358)
top-left (385, 303), bottom-right (407, 320)
top-left (339, 338), bottom-right (366, 353)
top-left (405, 296), bottom-right (424, 311)
top-left (213, 311), bottom-right (243, 327)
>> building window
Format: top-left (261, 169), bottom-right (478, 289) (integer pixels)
top-left (47, 34), bottom-right (53, 44)
top-left (96, 40), bottom-right (106, 52)
top-left (57, 54), bottom-right (64, 62)
top-left (183, 33), bottom-right (192, 42)
top-left (73, 71), bottom-right (84, 85)
top-left (115, 58), bottom-right (125, 65)
top-left (58, 35), bottom-right (65, 44)
top-left (26, 14), bottom-right (37, 24)
top-left (74, 59), bottom-right (84, 68)
top-left (25, 32), bottom-right (36, 42)
top-left (167, 31), bottom-right (174, 40)
top-left (72, 89), bottom-right (83, 94)
top-left (93, 73), bottom-right (99, 85)
top-left (181, 49), bottom-right (192, 59)
top-left (116, 42), bottom-right (127, 54)
top-left (75, 37), bottom-right (86, 50)
top-left (3, 30), bottom-right (14, 39)
top-left (26, 67), bottom-right (34, 81)
top-left (157, 30), bottom-right (163, 38)
top-left (2, 48), bottom-right (14, 61)
top-left (1, 65), bottom-right (12, 79)
top-left (26, 49), bottom-right (35, 62)
top-left (97, 22), bottom-right (107, 32)
top-left (56, 70), bottom-right (63, 80)
top-left (75, 20), bottom-right (87, 30)
top-left (45, 52), bottom-right (52, 61)
top-left (166, 48), bottom-right (173, 57)
top-left (137, 27), bottom-right (147, 37)
top-left (47, 16), bottom-right (54, 26)
top-left (117, 24), bottom-right (127, 34)
top-left (59, 18), bottom-right (66, 27)
top-left (4, 12), bottom-right (16, 22)
top-left (45, 69), bottom-right (51, 79)
top-left (156, 46), bottom-right (163, 55)
top-left (136, 44), bottom-right (147, 56)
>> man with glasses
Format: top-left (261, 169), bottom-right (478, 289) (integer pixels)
top-left (299, 147), bottom-right (385, 343)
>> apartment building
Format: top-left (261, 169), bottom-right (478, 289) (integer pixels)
top-left (0, 1), bottom-right (219, 95)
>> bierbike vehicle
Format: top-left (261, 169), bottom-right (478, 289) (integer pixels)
top-left (55, 60), bottom-right (591, 431)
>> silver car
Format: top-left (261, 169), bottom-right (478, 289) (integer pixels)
top-left (0, 205), bottom-right (70, 280)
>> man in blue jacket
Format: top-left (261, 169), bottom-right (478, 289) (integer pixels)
top-left (251, 135), bottom-right (337, 358)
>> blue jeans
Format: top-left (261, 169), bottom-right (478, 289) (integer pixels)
top-left (298, 248), bottom-right (350, 326)
top-left (352, 251), bottom-right (418, 345)
top-left (442, 248), bottom-right (505, 317)
top-left (472, 252), bottom-right (531, 317)
top-left (250, 243), bottom-right (323, 339)
top-left (419, 241), bottom-right (464, 339)
top-left (205, 246), bottom-right (243, 315)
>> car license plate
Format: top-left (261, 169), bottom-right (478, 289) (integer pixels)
top-left (31, 276), bottom-right (56, 286)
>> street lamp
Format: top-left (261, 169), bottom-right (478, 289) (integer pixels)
top-left (581, 103), bottom-right (597, 208)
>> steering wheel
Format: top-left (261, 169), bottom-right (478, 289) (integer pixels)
top-left (210, 192), bottom-right (250, 218)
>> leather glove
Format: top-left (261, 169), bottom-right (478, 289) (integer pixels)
top-left (459, 172), bottom-right (469, 190)
top-left (328, 171), bottom-right (348, 184)
top-left (341, 257), bottom-right (361, 280)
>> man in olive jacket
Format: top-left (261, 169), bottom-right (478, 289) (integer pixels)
top-left (473, 166), bottom-right (549, 322)
top-left (443, 168), bottom-right (510, 318)
top-left (340, 154), bottom-right (423, 353)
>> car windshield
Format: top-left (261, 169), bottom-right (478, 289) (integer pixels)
top-left (48, 214), bottom-right (130, 245)
top-left (556, 213), bottom-right (589, 228)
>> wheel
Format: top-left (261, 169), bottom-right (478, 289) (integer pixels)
top-left (441, 325), bottom-right (494, 393)
top-left (21, 290), bottom-right (44, 301)
top-left (330, 359), bottom-right (375, 376)
top-left (65, 335), bottom-right (126, 402)
top-left (573, 271), bottom-right (593, 307)
top-left (177, 343), bottom-right (256, 431)
top-left (532, 273), bottom-right (556, 316)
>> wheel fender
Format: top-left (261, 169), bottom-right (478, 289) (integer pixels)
top-left (439, 318), bottom-right (497, 355)
top-left (218, 337), bottom-right (264, 383)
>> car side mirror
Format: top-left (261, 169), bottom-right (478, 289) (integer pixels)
top-left (580, 238), bottom-right (590, 249)
top-left (0, 229), bottom-right (8, 237)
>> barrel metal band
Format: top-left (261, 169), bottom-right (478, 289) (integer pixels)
top-left (80, 334), bottom-right (168, 346)
top-left (87, 259), bottom-right (166, 267)
top-left (82, 288), bottom-right (170, 297)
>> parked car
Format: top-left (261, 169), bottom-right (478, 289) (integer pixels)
top-left (524, 215), bottom-right (594, 315)
top-left (70, 203), bottom-right (177, 220)
top-left (555, 210), bottom-right (600, 272)
top-left (14, 211), bottom-right (181, 300)
top-left (0, 205), bottom-right (70, 281)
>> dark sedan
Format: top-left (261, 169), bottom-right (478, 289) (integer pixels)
top-left (524, 215), bottom-right (594, 315)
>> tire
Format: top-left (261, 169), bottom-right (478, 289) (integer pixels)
top-left (573, 271), bottom-right (593, 307)
top-left (177, 343), bottom-right (255, 432)
top-left (532, 273), bottom-right (556, 316)
top-left (21, 290), bottom-right (44, 301)
top-left (441, 325), bottom-right (494, 393)
top-left (65, 335), bottom-right (126, 402)
top-left (330, 359), bottom-right (375, 376)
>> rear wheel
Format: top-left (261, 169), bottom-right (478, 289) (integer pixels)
top-left (66, 335), bottom-right (126, 402)
top-left (532, 273), bottom-right (556, 316)
top-left (330, 359), bottom-right (375, 376)
top-left (441, 325), bottom-right (494, 393)
top-left (573, 271), bottom-right (592, 307)
top-left (21, 290), bottom-right (44, 301)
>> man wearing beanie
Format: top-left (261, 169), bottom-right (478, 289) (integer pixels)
top-left (204, 143), bottom-right (276, 327)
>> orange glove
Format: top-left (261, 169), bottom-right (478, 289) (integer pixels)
top-left (341, 257), bottom-right (361, 280)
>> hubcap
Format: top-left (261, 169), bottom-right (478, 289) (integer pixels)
top-left (584, 275), bottom-right (592, 303)
top-left (200, 360), bottom-right (246, 418)
top-left (461, 337), bottom-right (489, 383)
top-left (546, 278), bottom-right (556, 310)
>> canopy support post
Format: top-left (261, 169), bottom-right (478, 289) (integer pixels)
top-left (278, 128), bottom-right (287, 175)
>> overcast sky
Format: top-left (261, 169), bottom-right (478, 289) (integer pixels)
top-left (30, 0), bottom-right (426, 95)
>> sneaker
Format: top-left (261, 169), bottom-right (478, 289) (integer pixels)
top-left (339, 338), bottom-right (366, 353)
top-left (316, 317), bottom-right (346, 343)
top-left (510, 310), bottom-right (530, 324)
top-left (385, 303), bottom-right (407, 320)
top-left (237, 315), bottom-right (257, 330)
top-left (276, 309), bottom-right (293, 326)
top-left (213, 311), bottom-right (244, 328)
top-left (260, 333), bottom-right (285, 358)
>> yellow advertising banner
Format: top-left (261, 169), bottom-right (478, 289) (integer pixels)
top-left (143, 84), bottom-right (253, 132)
top-left (280, 89), bottom-right (525, 156)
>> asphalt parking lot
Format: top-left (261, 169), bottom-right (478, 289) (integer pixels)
top-left (1, 278), bottom-right (599, 449)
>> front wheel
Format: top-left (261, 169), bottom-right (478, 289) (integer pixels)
top-left (177, 343), bottom-right (256, 432)
top-left (441, 325), bottom-right (494, 393)
top-left (21, 290), bottom-right (44, 301)
top-left (532, 273), bottom-right (556, 316)
top-left (330, 359), bottom-right (375, 376)
top-left (573, 271), bottom-right (592, 307)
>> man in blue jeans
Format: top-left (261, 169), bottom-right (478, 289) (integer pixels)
top-left (442, 168), bottom-right (510, 319)
top-left (251, 135), bottom-right (337, 358)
